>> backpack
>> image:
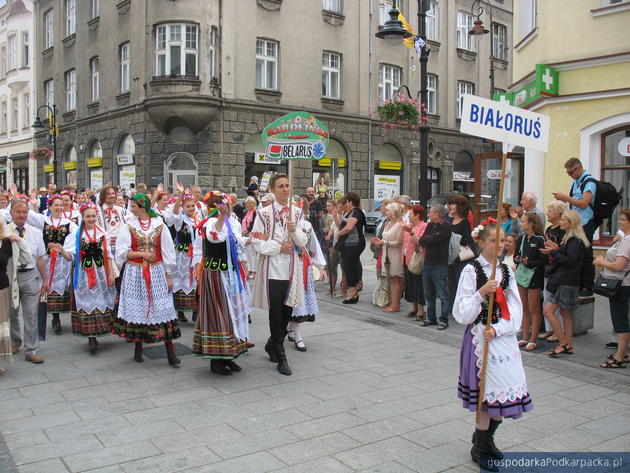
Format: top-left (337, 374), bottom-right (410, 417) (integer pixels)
top-left (570, 176), bottom-right (622, 221)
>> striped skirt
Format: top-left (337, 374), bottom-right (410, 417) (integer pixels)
top-left (173, 290), bottom-right (197, 312)
top-left (71, 308), bottom-right (113, 338)
top-left (192, 269), bottom-right (247, 360)
top-left (48, 291), bottom-right (72, 314)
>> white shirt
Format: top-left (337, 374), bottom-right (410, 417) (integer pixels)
top-left (114, 217), bottom-right (176, 272)
top-left (9, 222), bottom-right (45, 270)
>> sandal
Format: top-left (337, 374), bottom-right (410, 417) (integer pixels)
top-left (565, 346), bottom-right (574, 355)
top-left (607, 354), bottom-right (630, 363)
top-left (523, 342), bottom-right (537, 351)
top-left (405, 311), bottom-right (416, 318)
top-left (518, 340), bottom-right (528, 347)
top-left (412, 313), bottom-right (426, 321)
top-left (547, 344), bottom-right (570, 357)
top-left (547, 335), bottom-right (559, 342)
top-left (599, 358), bottom-right (627, 369)
top-left (538, 331), bottom-right (553, 340)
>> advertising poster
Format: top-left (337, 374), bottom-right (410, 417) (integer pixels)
top-left (90, 169), bottom-right (103, 190)
top-left (374, 175), bottom-right (400, 200)
top-left (119, 165), bottom-right (136, 189)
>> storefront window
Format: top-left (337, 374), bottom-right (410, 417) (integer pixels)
top-left (0, 158), bottom-right (6, 190)
top-left (89, 141), bottom-right (103, 190)
top-left (473, 153), bottom-right (523, 221)
top-left (64, 146), bottom-right (77, 188)
top-left (115, 134), bottom-right (136, 190)
top-left (453, 150), bottom-right (474, 194)
top-left (601, 126), bottom-right (630, 238)
top-left (244, 133), bottom-right (287, 192)
top-left (312, 138), bottom-right (347, 200)
top-left (373, 143), bottom-right (403, 200)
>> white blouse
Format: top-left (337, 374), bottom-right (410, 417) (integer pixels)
top-left (63, 227), bottom-right (115, 263)
top-left (114, 217), bottom-right (176, 271)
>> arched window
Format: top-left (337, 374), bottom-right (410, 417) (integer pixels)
top-left (312, 138), bottom-right (348, 200)
top-left (88, 141), bottom-right (103, 190)
top-left (427, 166), bottom-right (440, 197)
top-left (164, 152), bottom-right (198, 190)
top-left (374, 143), bottom-right (403, 200)
top-left (115, 134), bottom-right (136, 189)
top-left (64, 146), bottom-right (78, 188)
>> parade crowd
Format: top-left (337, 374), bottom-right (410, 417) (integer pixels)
top-left (0, 158), bottom-right (627, 471)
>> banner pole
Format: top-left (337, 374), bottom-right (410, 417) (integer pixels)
top-left (476, 149), bottom-right (508, 424)
top-left (288, 160), bottom-right (294, 242)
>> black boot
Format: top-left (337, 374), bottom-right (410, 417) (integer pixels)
top-left (486, 419), bottom-right (503, 460)
top-left (88, 337), bottom-right (97, 354)
top-left (134, 341), bottom-right (143, 362)
top-left (164, 340), bottom-right (180, 366)
top-left (211, 359), bottom-right (232, 375)
top-left (275, 343), bottom-right (292, 376)
top-left (227, 360), bottom-right (242, 372)
top-left (177, 311), bottom-right (188, 322)
top-left (471, 429), bottom-right (499, 472)
top-left (192, 311), bottom-right (197, 323)
top-left (52, 313), bottom-right (62, 334)
top-left (264, 339), bottom-right (278, 363)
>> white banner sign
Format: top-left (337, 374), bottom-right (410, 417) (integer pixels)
top-left (618, 137), bottom-right (630, 157)
top-left (460, 94), bottom-right (550, 152)
top-left (374, 175), bottom-right (400, 200)
top-left (487, 169), bottom-right (513, 180)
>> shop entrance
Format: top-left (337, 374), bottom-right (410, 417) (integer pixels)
top-left (473, 152), bottom-right (524, 222)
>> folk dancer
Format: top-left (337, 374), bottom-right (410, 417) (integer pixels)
top-left (112, 194), bottom-right (181, 366)
top-left (61, 204), bottom-right (117, 354)
top-left (192, 191), bottom-right (250, 375)
top-left (453, 220), bottom-right (532, 472)
top-left (251, 174), bottom-right (308, 376)
top-left (60, 190), bottom-right (80, 225)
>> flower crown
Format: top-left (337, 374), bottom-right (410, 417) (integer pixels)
top-left (203, 191), bottom-right (228, 206)
top-left (182, 193), bottom-right (195, 202)
top-left (471, 217), bottom-right (498, 241)
top-left (47, 193), bottom-right (62, 205)
top-left (61, 190), bottom-right (76, 199)
top-left (79, 202), bottom-right (96, 214)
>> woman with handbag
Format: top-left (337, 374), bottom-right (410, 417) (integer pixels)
top-left (541, 210), bottom-right (588, 357)
top-left (374, 203), bottom-right (405, 312)
top-left (514, 212), bottom-right (546, 351)
top-left (447, 195), bottom-right (475, 318)
top-left (402, 205), bottom-right (427, 320)
top-left (337, 193), bottom-right (366, 304)
top-left (594, 208), bottom-right (630, 368)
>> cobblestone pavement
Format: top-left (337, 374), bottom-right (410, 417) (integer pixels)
top-left (1, 259), bottom-right (629, 473)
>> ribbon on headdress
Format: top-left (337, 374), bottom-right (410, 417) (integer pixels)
top-left (131, 193), bottom-right (159, 218)
top-left (481, 216), bottom-right (498, 227)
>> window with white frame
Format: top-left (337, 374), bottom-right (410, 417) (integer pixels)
top-left (44, 9), bottom-right (53, 49)
top-left (155, 24), bottom-right (199, 77)
top-left (427, 74), bottom-right (437, 115)
top-left (378, 64), bottom-right (401, 102)
top-left (519, 0), bottom-right (536, 40)
top-left (21, 32), bottom-right (29, 67)
top-left (379, 0), bottom-right (394, 26)
top-left (456, 11), bottom-right (475, 51)
top-left (90, 0), bottom-right (99, 19)
top-left (255, 38), bottom-right (278, 90)
top-left (11, 97), bottom-right (18, 131)
top-left (90, 57), bottom-right (99, 101)
top-left (322, 52), bottom-right (341, 99)
top-left (492, 23), bottom-right (507, 60)
top-left (65, 0), bottom-right (76, 37)
top-left (23, 92), bottom-right (29, 129)
top-left (65, 69), bottom-right (76, 111)
top-left (1, 101), bottom-right (6, 133)
top-left (323, 0), bottom-right (341, 12)
top-left (8, 35), bottom-right (16, 71)
top-left (120, 43), bottom-right (130, 92)
top-left (457, 81), bottom-right (474, 118)
top-left (426, 1), bottom-right (438, 41)
top-left (44, 79), bottom-right (54, 108)
top-left (209, 26), bottom-right (218, 80)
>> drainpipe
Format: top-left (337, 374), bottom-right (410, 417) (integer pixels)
top-left (367, 0), bottom-right (373, 209)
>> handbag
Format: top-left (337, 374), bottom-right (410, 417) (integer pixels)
top-left (408, 249), bottom-right (424, 275)
top-left (459, 245), bottom-right (475, 262)
top-left (593, 270), bottom-right (630, 298)
top-left (515, 237), bottom-right (535, 288)
top-left (448, 232), bottom-right (462, 265)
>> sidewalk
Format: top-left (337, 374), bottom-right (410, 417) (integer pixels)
top-left (0, 257), bottom-right (628, 473)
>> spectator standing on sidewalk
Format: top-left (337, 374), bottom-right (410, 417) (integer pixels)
top-left (419, 205), bottom-right (452, 330)
top-left (520, 192), bottom-right (546, 229)
top-left (402, 205), bottom-right (427, 320)
top-left (552, 158), bottom-right (600, 297)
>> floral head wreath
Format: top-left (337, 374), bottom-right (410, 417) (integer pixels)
top-left (47, 193), bottom-right (62, 205)
top-left (61, 190), bottom-right (76, 200)
top-left (79, 202), bottom-right (97, 214)
top-left (471, 217), bottom-right (498, 241)
top-left (203, 191), bottom-right (229, 217)
top-left (182, 193), bottom-right (195, 202)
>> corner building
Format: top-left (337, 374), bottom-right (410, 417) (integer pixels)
top-left (33, 0), bottom-right (512, 201)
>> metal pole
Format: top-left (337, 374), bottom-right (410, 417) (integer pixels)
top-left (418, 0), bottom-right (430, 206)
top-left (52, 105), bottom-right (58, 187)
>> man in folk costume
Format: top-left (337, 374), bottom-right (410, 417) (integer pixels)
top-left (95, 185), bottom-right (128, 256)
top-left (251, 174), bottom-right (308, 376)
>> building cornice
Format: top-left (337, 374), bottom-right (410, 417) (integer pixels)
top-left (526, 87), bottom-right (630, 112)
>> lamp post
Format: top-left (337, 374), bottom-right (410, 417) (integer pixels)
top-left (468, 0), bottom-right (495, 97)
top-left (32, 104), bottom-right (59, 187)
top-left (375, 0), bottom-right (431, 207)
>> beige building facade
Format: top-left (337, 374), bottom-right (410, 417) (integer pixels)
top-left (32, 0), bottom-right (512, 202)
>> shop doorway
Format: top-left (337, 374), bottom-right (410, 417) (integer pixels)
top-left (473, 152), bottom-right (524, 222)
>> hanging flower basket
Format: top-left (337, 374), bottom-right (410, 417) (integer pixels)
top-left (29, 147), bottom-right (53, 161)
top-left (376, 94), bottom-right (427, 131)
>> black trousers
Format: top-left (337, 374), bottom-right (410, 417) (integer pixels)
top-left (341, 243), bottom-right (365, 287)
top-left (268, 279), bottom-right (293, 348)
top-left (580, 218), bottom-right (601, 291)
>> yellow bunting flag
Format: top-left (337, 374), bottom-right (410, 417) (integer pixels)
top-left (399, 11), bottom-right (416, 48)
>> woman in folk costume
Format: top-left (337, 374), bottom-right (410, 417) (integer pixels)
top-left (287, 198), bottom-right (326, 352)
top-left (60, 190), bottom-right (80, 225)
top-left (241, 196), bottom-right (258, 280)
top-left (27, 194), bottom-right (78, 334)
top-left (58, 204), bottom-right (117, 354)
top-left (453, 219), bottom-right (532, 472)
top-left (169, 183), bottom-right (201, 323)
top-left (192, 192), bottom-right (249, 375)
top-left (112, 193), bottom-right (181, 366)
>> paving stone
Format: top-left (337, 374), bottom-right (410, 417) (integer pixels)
top-left (342, 416), bottom-right (424, 443)
top-left (229, 408), bottom-right (312, 435)
top-left (333, 437), bottom-right (425, 471)
top-left (96, 419), bottom-right (186, 447)
top-left (12, 434), bottom-right (101, 465)
top-left (207, 429), bottom-right (298, 460)
top-left (353, 399), bottom-right (418, 422)
top-left (186, 451), bottom-right (286, 473)
top-left (0, 409), bottom-right (33, 422)
top-left (282, 412), bottom-right (365, 440)
top-left (44, 413), bottom-right (133, 441)
top-left (3, 430), bottom-right (49, 451)
top-left (1, 410), bottom-right (81, 435)
top-left (119, 446), bottom-right (220, 473)
top-left (518, 410), bottom-right (591, 435)
top-left (270, 456), bottom-right (353, 473)
top-left (555, 384), bottom-right (617, 403)
top-left (296, 396), bottom-right (373, 419)
top-left (578, 414), bottom-right (630, 439)
top-left (525, 428), bottom-right (607, 451)
top-left (397, 439), bottom-right (472, 473)
top-left (152, 424), bottom-right (242, 453)
top-left (269, 432), bottom-right (360, 465)
top-left (401, 419), bottom-right (473, 448)
top-left (63, 440), bottom-right (161, 472)
top-left (16, 459), bottom-right (69, 473)
top-left (147, 386), bottom-right (223, 407)
top-left (354, 461), bottom-right (418, 473)
top-left (123, 401), bottom-right (201, 425)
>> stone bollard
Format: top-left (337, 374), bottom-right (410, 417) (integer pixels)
top-left (573, 296), bottom-right (595, 336)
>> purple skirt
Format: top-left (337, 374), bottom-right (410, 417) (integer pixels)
top-left (457, 325), bottom-right (533, 419)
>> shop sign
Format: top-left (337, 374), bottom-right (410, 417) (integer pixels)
top-left (317, 158), bottom-right (346, 168)
top-left (460, 94), bottom-right (550, 152)
top-left (262, 112), bottom-right (330, 161)
top-left (487, 169), bottom-right (513, 180)
top-left (374, 175), bottom-right (400, 200)
top-left (255, 152), bottom-right (282, 165)
top-left (378, 161), bottom-right (402, 170)
top-left (259, 170), bottom-right (274, 192)
top-left (618, 137), bottom-right (630, 157)
top-left (87, 158), bottom-right (103, 168)
top-left (116, 154), bottom-right (134, 166)
top-left (493, 64), bottom-right (559, 109)
top-left (44, 164), bottom-right (55, 173)
top-left (63, 161), bottom-right (78, 171)
top-left (453, 171), bottom-right (474, 182)
top-left (90, 169), bottom-right (103, 190)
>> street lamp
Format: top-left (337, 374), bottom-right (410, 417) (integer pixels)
top-left (32, 104), bottom-right (59, 187)
top-left (375, 0), bottom-right (431, 207)
top-left (468, 0), bottom-right (495, 97)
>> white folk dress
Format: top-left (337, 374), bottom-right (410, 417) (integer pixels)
top-left (168, 210), bottom-right (200, 312)
top-left (291, 221), bottom-right (326, 322)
